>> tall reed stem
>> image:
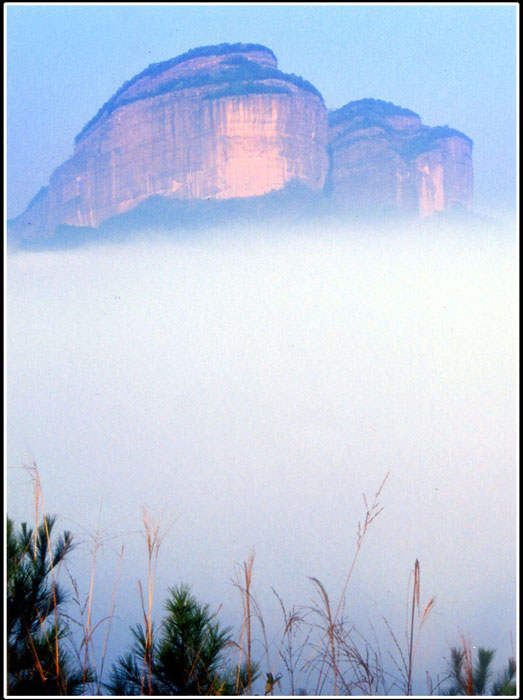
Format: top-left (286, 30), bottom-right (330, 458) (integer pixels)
top-left (406, 558), bottom-right (420, 695)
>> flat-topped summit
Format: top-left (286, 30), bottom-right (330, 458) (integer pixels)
top-left (74, 43), bottom-right (306, 145)
top-left (9, 44), bottom-right (473, 245)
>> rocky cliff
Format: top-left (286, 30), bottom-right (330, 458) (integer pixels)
top-left (328, 99), bottom-right (473, 216)
top-left (9, 44), bottom-right (473, 243)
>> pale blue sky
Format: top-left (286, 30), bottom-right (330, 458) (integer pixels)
top-left (5, 3), bottom-right (518, 219)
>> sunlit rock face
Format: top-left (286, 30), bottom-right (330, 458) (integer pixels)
top-left (10, 49), bottom-right (474, 243)
top-left (414, 135), bottom-right (474, 217)
top-left (14, 43), bottom-right (329, 234)
top-left (328, 99), bottom-right (473, 217)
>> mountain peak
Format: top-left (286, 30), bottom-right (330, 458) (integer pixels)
top-left (9, 44), bottom-right (473, 246)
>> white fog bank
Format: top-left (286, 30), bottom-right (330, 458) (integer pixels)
top-left (6, 219), bottom-right (518, 693)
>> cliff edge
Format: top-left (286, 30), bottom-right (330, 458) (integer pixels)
top-left (328, 98), bottom-right (473, 216)
top-left (9, 44), bottom-right (473, 244)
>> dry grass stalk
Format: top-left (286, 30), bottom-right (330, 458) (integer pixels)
top-left (24, 461), bottom-right (66, 692)
top-left (244, 555), bottom-right (254, 694)
top-left (384, 558), bottom-right (435, 695)
top-left (11, 466), bottom-right (455, 696)
top-left (250, 587), bottom-right (277, 690)
top-left (272, 589), bottom-right (309, 696)
top-left (305, 472), bottom-right (390, 695)
top-left (234, 554), bottom-right (291, 696)
top-left (138, 507), bottom-right (171, 695)
top-left (424, 668), bottom-right (450, 696)
top-left (334, 624), bottom-right (394, 695)
top-left (26, 461), bottom-right (43, 558)
top-left (406, 558), bottom-right (420, 695)
top-left (335, 471), bottom-right (390, 625)
top-left (234, 558), bottom-right (301, 696)
top-left (14, 464), bottom-right (131, 695)
top-left (460, 634), bottom-right (475, 696)
top-left (384, 617), bottom-right (409, 686)
top-left (233, 550), bottom-right (256, 695)
top-left (81, 504), bottom-right (105, 688)
top-left (26, 626), bottom-right (48, 684)
top-left (309, 576), bottom-right (340, 695)
top-left (407, 560), bottom-right (435, 695)
top-left (96, 543), bottom-right (125, 694)
top-left (64, 507), bottom-right (129, 694)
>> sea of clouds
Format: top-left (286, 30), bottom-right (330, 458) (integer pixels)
top-left (6, 217), bottom-right (518, 694)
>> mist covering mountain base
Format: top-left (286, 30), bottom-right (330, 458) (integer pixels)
top-left (6, 217), bottom-right (517, 695)
top-left (8, 43), bottom-right (476, 244)
top-left (7, 181), bottom-right (493, 252)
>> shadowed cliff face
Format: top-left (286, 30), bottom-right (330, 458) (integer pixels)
top-left (9, 47), bottom-right (474, 243)
top-left (328, 99), bottom-right (474, 217)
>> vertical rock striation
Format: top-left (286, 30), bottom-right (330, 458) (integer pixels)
top-left (10, 47), bottom-right (474, 243)
top-left (13, 43), bottom-right (328, 237)
top-left (328, 98), bottom-right (473, 217)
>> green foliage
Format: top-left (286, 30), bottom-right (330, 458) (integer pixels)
top-left (75, 43), bottom-right (273, 143)
top-left (491, 657), bottom-right (517, 696)
top-left (332, 113), bottom-right (394, 137)
top-left (7, 515), bottom-right (91, 695)
top-left (328, 98), bottom-right (472, 162)
top-left (428, 125), bottom-right (473, 143)
top-left (203, 82), bottom-right (292, 100)
top-left (329, 98), bottom-right (420, 126)
top-left (329, 123), bottom-right (392, 151)
top-left (107, 584), bottom-right (252, 695)
top-left (444, 645), bottom-right (516, 696)
top-left (221, 54), bottom-right (259, 67)
top-left (116, 61), bottom-right (310, 103)
top-left (400, 125), bottom-right (473, 159)
top-left (329, 99), bottom-right (467, 162)
top-left (126, 42), bottom-right (276, 83)
top-left (75, 46), bottom-right (322, 143)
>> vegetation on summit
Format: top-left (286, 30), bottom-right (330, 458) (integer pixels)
top-left (328, 97), bottom-right (473, 162)
top-left (329, 98), bottom-right (420, 126)
top-left (75, 44), bottom-right (321, 143)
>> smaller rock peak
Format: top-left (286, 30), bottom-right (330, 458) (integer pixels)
top-left (329, 98), bottom-right (420, 127)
